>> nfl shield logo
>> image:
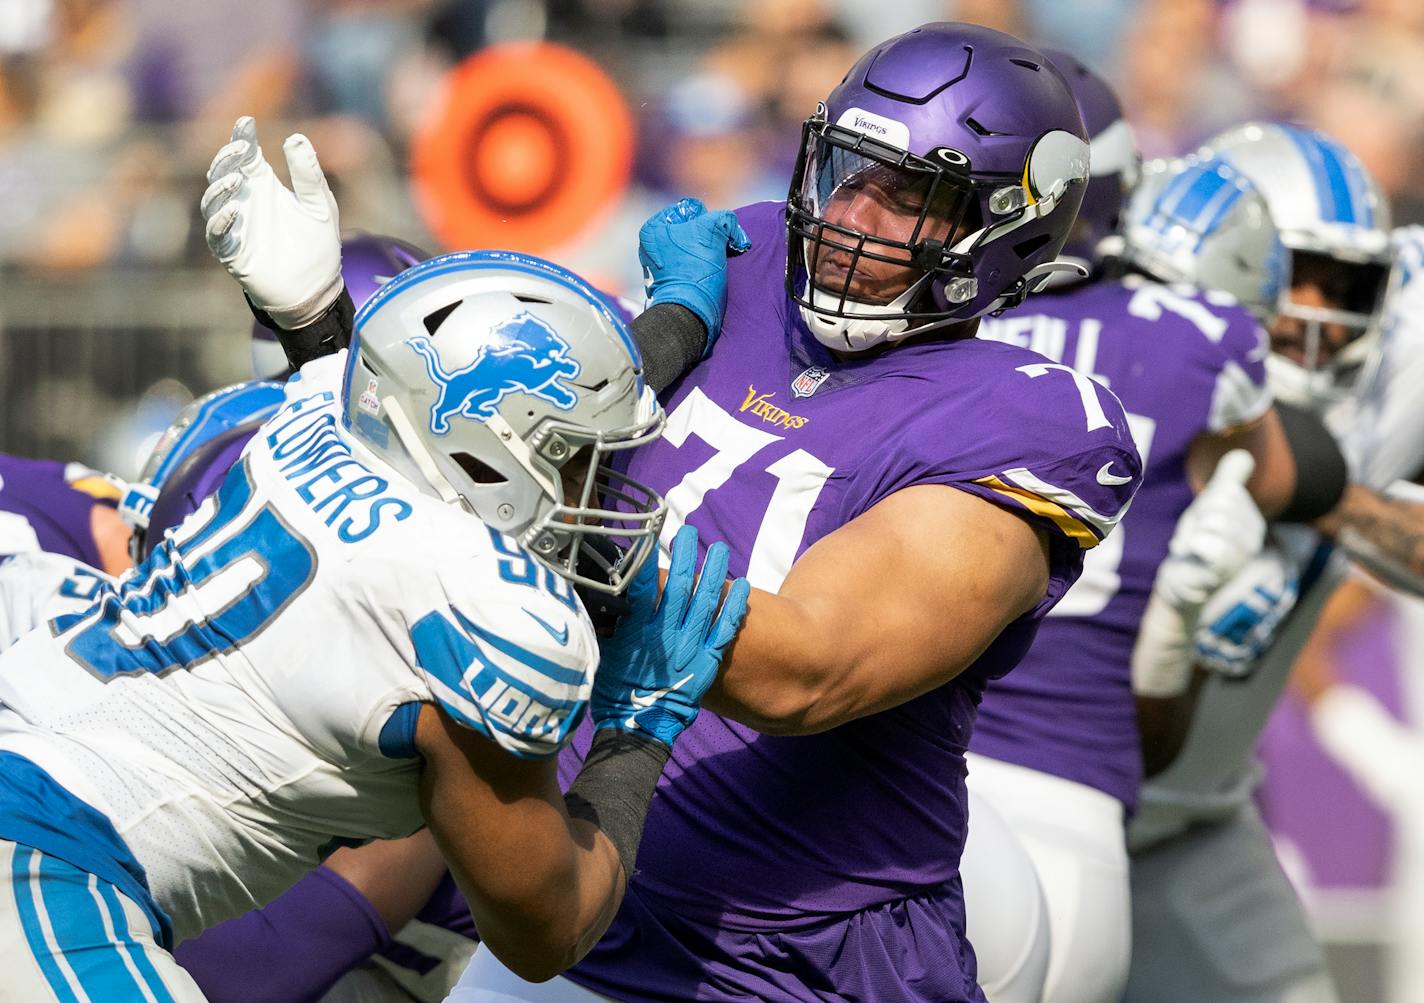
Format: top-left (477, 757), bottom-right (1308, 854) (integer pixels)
top-left (792, 366), bottom-right (830, 398)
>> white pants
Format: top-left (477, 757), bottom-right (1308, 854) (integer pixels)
top-left (964, 753), bottom-right (1131, 1003)
top-left (0, 839), bottom-right (208, 1002)
top-left (958, 786), bottom-right (1050, 1003)
top-left (446, 947), bottom-right (614, 1003)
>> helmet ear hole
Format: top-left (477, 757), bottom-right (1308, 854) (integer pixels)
top-left (452, 451), bottom-right (507, 484)
top-left (1013, 233), bottom-right (1053, 260)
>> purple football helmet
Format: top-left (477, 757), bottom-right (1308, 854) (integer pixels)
top-left (1040, 49), bottom-right (1140, 273)
top-left (786, 22), bottom-right (1091, 351)
top-left (252, 233), bottom-right (429, 379)
top-left (141, 420), bottom-right (263, 563)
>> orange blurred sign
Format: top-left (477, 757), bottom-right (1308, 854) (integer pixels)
top-left (412, 43), bottom-right (634, 255)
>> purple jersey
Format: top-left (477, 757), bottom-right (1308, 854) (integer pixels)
top-left (971, 276), bottom-right (1270, 809)
top-left (560, 202), bottom-right (1141, 1003)
top-left (0, 454), bottom-right (120, 568)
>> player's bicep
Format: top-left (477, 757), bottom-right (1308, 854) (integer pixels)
top-left (415, 703), bottom-right (584, 934)
top-left (785, 481), bottom-right (1051, 640)
top-left (415, 702), bottom-right (575, 893)
top-left (1188, 406), bottom-right (1296, 518)
top-left (720, 484), bottom-right (1049, 727)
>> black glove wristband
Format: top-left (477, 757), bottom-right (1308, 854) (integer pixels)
top-left (564, 728), bottom-right (670, 880)
top-left (247, 286), bottom-right (356, 374)
top-left (631, 303), bottom-right (708, 392)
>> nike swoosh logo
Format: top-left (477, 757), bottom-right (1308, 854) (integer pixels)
top-left (630, 673), bottom-right (695, 709)
top-left (1097, 462), bottom-right (1133, 486)
top-left (524, 609), bottom-right (570, 646)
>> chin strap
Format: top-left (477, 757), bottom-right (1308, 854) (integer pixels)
top-left (987, 259), bottom-right (1091, 315)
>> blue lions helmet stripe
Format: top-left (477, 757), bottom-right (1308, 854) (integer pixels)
top-left (1149, 164), bottom-right (1246, 252)
top-left (1281, 125), bottom-right (1369, 227)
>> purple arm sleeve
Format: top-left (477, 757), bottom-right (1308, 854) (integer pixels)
top-left (174, 866), bottom-right (392, 1003)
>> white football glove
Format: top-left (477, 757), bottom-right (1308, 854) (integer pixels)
top-left (1132, 450), bottom-right (1267, 697)
top-left (201, 116), bottom-right (343, 329)
top-left (1154, 450), bottom-right (1267, 610)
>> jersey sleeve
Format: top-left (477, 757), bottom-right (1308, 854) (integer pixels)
top-left (405, 531), bottom-right (597, 760)
top-left (62, 463), bottom-right (123, 508)
top-left (850, 354), bottom-right (1143, 607)
top-left (1200, 293), bottom-right (1272, 434)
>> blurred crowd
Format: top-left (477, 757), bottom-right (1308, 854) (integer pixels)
top-left (1, 0), bottom-right (1422, 278)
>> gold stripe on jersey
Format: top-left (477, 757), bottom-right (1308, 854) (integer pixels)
top-left (67, 476), bottom-right (122, 503)
top-left (973, 475), bottom-right (1101, 548)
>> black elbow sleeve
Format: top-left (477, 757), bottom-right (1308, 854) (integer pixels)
top-left (248, 288), bottom-right (356, 374)
top-left (630, 303), bottom-right (708, 393)
top-left (564, 730), bottom-right (670, 879)
top-left (1275, 401), bottom-right (1350, 522)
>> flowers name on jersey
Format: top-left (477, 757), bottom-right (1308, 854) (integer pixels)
top-left (405, 311), bottom-right (581, 434)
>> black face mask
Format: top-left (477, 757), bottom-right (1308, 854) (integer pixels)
top-left (574, 535), bottom-right (633, 637)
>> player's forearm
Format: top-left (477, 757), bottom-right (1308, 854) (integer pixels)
top-left (247, 286), bottom-right (355, 372)
top-left (1136, 674), bottom-right (1204, 777)
top-left (452, 817), bottom-right (624, 984)
top-left (1316, 483), bottom-right (1424, 597)
top-left (174, 866), bottom-right (391, 1003)
top-left (700, 588), bottom-right (869, 735)
top-left (630, 303), bottom-right (708, 392)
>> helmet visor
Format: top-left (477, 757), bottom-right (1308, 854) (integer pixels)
top-left (789, 120), bottom-right (977, 314)
top-left (1273, 249), bottom-right (1390, 376)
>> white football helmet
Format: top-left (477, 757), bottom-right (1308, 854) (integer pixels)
top-left (1122, 157), bottom-right (1286, 323)
top-left (1199, 122), bottom-right (1394, 408)
top-left (344, 250), bottom-right (666, 594)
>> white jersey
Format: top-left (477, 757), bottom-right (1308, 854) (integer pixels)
top-left (0, 354), bottom-right (598, 943)
top-left (0, 552), bottom-right (109, 652)
top-left (1131, 226), bottom-right (1424, 848)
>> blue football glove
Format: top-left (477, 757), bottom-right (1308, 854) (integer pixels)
top-left (591, 524), bottom-right (751, 747)
top-left (639, 197), bottom-right (751, 356)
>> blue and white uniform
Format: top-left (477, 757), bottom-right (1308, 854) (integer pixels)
top-left (0, 354), bottom-right (597, 1001)
top-left (1126, 226), bottom-right (1424, 1003)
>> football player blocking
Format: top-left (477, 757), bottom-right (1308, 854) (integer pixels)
top-left (0, 244), bottom-right (754, 999)
top-left (198, 21), bottom-right (1141, 1003)
top-left (452, 23), bottom-right (1141, 1003)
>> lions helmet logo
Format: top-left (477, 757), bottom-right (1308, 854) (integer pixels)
top-left (405, 311), bottom-right (582, 435)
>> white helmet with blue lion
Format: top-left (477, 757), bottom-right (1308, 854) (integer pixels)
top-left (342, 250), bottom-right (666, 593)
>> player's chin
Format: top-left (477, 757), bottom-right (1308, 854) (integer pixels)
top-left (811, 270), bottom-right (906, 306)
